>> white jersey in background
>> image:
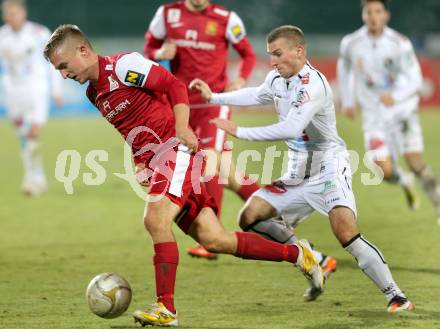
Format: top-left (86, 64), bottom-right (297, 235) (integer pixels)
top-left (211, 63), bottom-right (347, 182)
top-left (337, 26), bottom-right (422, 127)
top-left (0, 21), bottom-right (62, 123)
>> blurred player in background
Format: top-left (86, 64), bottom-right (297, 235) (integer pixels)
top-left (44, 24), bottom-right (324, 327)
top-left (0, 0), bottom-right (63, 195)
top-left (144, 0), bottom-right (260, 259)
top-left (337, 0), bottom-right (440, 219)
top-left (191, 25), bottom-right (414, 311)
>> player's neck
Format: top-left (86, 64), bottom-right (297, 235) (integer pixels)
top-left (9, 21), bottom-right (25, 32)
top-left (88, 55), bottom-right (100, 83)
top-left (367, 26), bottom-right (385, 37)
top-left (185, 2), bottom-right (209, 12)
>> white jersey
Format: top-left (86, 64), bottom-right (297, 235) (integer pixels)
top-left (211, 63), bottom-right (347, 181)
top-left (0, 21), bottom-right (61, 95)
top-left (337, 26), bottom-right (422, 125)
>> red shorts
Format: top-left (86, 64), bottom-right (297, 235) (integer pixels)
top-left (189, 104), bottom-right (231, 151)
top-left (148, 144), bottom-right (218, 233)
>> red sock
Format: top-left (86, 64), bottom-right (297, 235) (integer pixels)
top-left (237, 176), bottom-right (260, 201)
top-left (234, 232), bottom-right (298, 263)
top-left (204, 175), bottom-right (224, 219)
top-left (153, 242), bottom-right (179, 313)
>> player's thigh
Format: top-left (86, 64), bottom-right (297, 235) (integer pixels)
top-left (243, 182), bottom-right (313, 229)
top-left (144, 196), bottom-right (182, 232)
top-left (238, 194), bottom-right (278, 229)
top-left (303, 157), bottom-right (357, 223)
top-left (146, 144), bottom-right (203, 231)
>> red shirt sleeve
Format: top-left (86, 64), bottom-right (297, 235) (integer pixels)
top-left (144, 31), bottom-right (164, 60)
top-left (144, 64), bottom-right (189, 107)
top-left (232, 37), bottom-right (256, 80)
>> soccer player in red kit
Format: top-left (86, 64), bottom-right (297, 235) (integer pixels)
top-left (145, 0), bottom-right (260, 259)
top-left (44, 25), bottom-right (323, 327)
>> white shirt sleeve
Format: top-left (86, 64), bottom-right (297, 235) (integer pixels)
top-left (210, 71), bottom-right (275, 106)
top-left (225, 11), bottom-right (247, 44)
top-left (148, 5), bottom-right (166, 39)
top-left (391, 39), bottom-right (423, 102)
top-left (115, 52), bottom-right (159, 88)
top-left (236, 79), bottom-right (325, 141)
top-left (337, 36), bottom-right (356, 108)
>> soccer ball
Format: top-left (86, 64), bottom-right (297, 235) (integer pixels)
top-left (86, 273), bottom-right (132, 319)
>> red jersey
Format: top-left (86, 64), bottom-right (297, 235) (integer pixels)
top-left (86, 52), bottom-right (189, 166)
top-left (145, 1), bottom-right (256, 105)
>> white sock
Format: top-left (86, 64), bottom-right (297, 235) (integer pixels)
top-left (344, 234), bottom-right (404, 302)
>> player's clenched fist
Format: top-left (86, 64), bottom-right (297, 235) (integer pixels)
top-left (176, 127), bottom-right (199, 153)
top-left (189, 79), bottom-right (212, 102)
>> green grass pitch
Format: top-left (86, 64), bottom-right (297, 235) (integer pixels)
top-left (0, 110), bottom-right (439, 329)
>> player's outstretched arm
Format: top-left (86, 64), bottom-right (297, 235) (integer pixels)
top-left (210, 118), bottom-right (237, 137)
top-left (190, 78), bottom-right (272, 107)
top-left (214, 80), bottom-right (325, 142)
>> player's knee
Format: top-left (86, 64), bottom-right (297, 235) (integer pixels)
top-left (238, 206), bottom-right (258, 231)
top-left (337, 231), bottom-right (359, 246)
top-left (201, 233), bottom-right (234, 254)
top-left (143, 214), bottom-right (167, 236)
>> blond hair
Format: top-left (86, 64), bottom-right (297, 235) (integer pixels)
top-left (43, 24), bottom-right (92, 60)
top-left (266, 25), bottom-right (305, 46)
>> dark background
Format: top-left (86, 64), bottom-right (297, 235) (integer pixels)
top-left (26, 0), bottom-right (440, 37)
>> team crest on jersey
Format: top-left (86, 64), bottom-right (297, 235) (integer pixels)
top-left (124, 70), bottom-right (145, 87)
top-left (231, 25), bottom-right (243, 39)
top-left (167, 9), bottom-right (181, 23)
top-left (300, 73), bottom-right (310, 84)
top-left (108, 75), bottom-right (119, 92)
top-left (205, 21), bottom-right (218, 36)
top-left (292, 88), bottom-right (310, 108)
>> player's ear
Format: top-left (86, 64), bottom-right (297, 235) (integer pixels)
top-left (78, 43), bottom-right (89, 57)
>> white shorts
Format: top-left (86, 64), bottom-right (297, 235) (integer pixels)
top-left (5, 85), bottom-right (50, 125)
top-left (253, 153), bottom-right (357, 228)
top-left (363, 111), bottom-right (424, 162)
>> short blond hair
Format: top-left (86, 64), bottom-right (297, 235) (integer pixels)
top-left (2, 0), bottom-right (26, 8)
top-left (266, 25), bottom-right (305, 46)
top-left (43, 24), bottom-right (92, 60)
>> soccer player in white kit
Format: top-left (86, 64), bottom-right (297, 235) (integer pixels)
top-left (0, 0), bottom-right (63, 195)
top-left (337, 0), bottom-right (440, 219)
top-left (190, 25), bottom-right (414, 312)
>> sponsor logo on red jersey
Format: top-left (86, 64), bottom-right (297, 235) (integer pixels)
top-left (108, 75), bottom-right (119, 92)
top-left (205, 21), bottom-right (218, 36)
top-left (231, 25), bottom-right (242, 39)
top-left (124, 71), bottom-right (145, 87)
